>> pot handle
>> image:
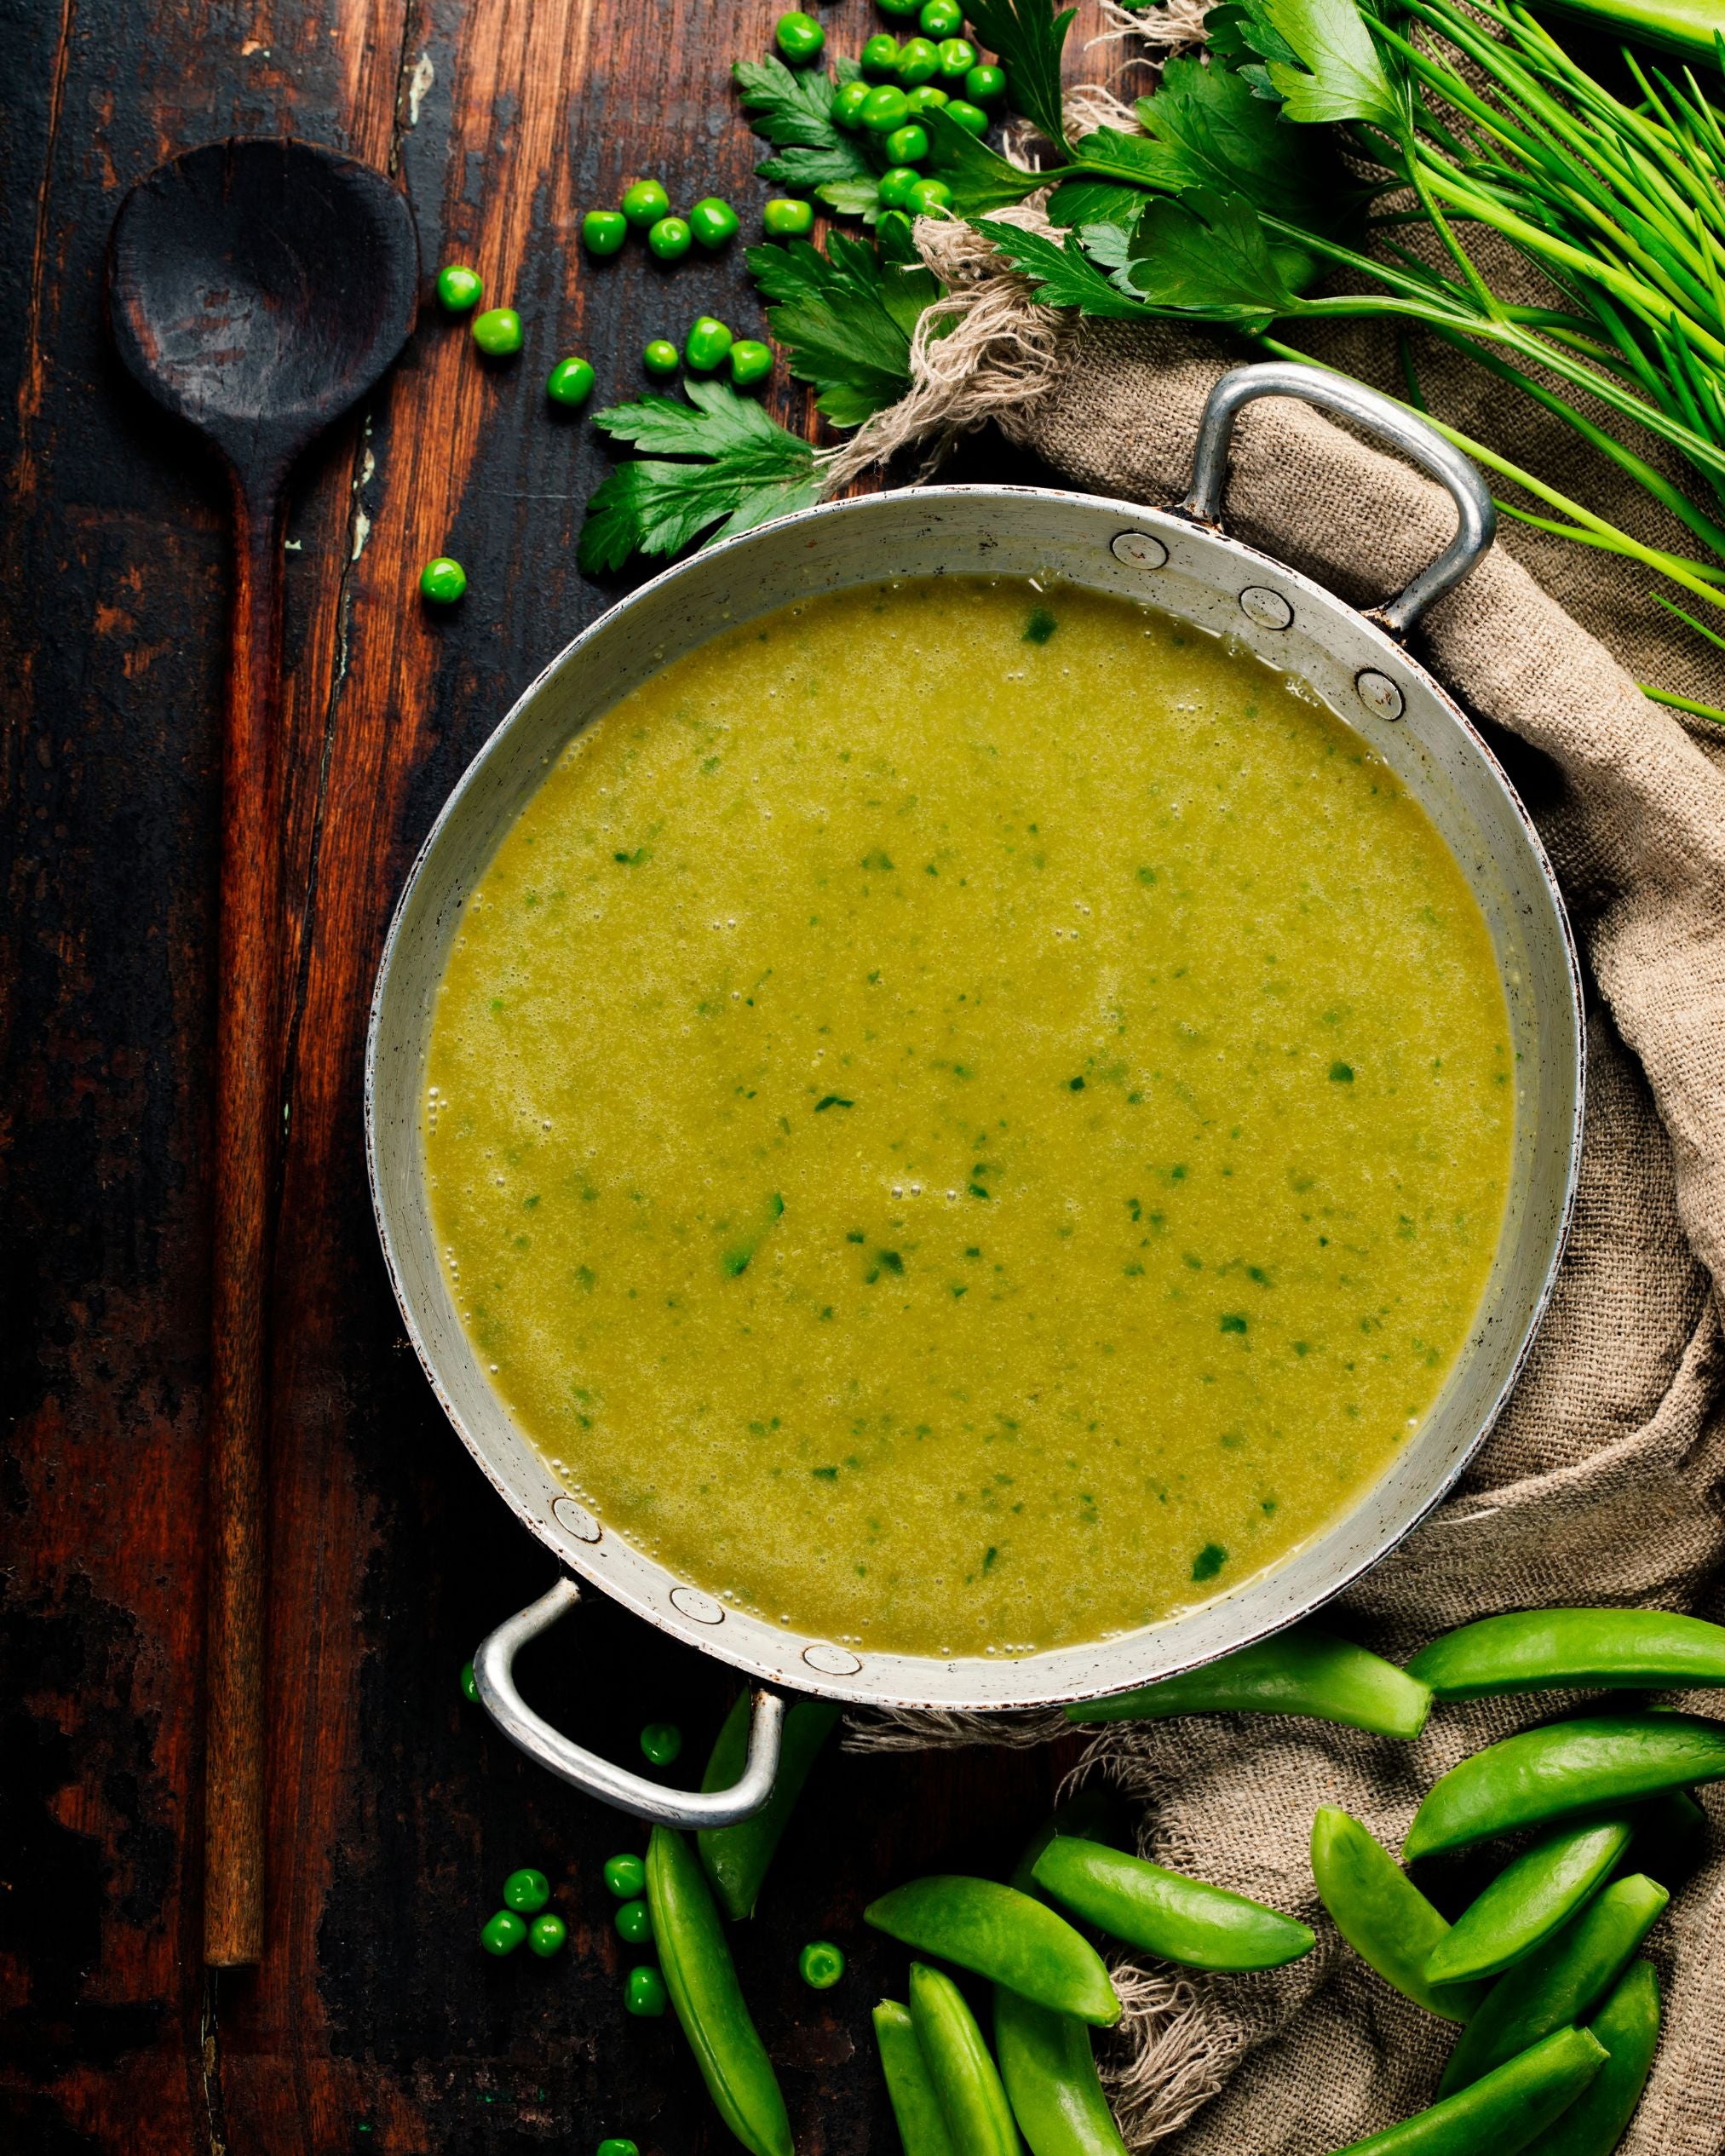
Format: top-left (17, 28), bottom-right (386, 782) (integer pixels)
top-left (1177, 360), bottom-right (1496, 638)
top-left (473, 1576), bottom-right (788, 1826)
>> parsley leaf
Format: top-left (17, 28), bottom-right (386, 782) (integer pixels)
top-left (733, 55), bottom-right (877, 191)
top-left (746, 232), bottom-right (940, 426)
top-left (1118, 188), bottom-right (1302, 325)
top-left (579, 382), bottom-right (823, 572)
top-left (964, 0), bottom-right (1076, 155)
top-left (1046, 177), bottom-right (1148, 230)
top-left (1205, 0), bottom-right (1403, 131)
top-left (924, 106), bottom-right (1046, 213)
top-left (969, 217), bottom-right (1151, 319)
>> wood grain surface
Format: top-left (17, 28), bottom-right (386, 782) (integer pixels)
top-left (1, 2), bottom-right (1109, 2148)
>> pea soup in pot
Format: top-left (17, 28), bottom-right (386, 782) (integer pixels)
top-left (423, 578), bottom-right (1512, 1658)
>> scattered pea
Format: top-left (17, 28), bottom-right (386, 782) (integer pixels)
top-left (480, 1908), bottom-right (528, 1956)
top-left (800, 1940), bottom-right (846, 1989)
top-left (938, 35), bottom-right (978, 75)
top-left (877, 0), bottom-right (920, 14)
top-left (729, 338), bottom-right (774, 388)
top-left (605, 1852), bottom-right (648, 1898)
top-left (621, 178), bottom-right (672, 228)
top-left (471, 307), bottom-right (523, 356)
top-left (689, 197), bottom-right (741, 248)
top-left (945, 97), bottom-right (988, 134)
top-left (597, 2142), bottom-right (639, 2156)
top-left (435, 263), bottom-right (483, 313)
top-left (546, 356), bottom-right (596, 407)
top-left (861, 33), bottom-right (902, 75)
top-left (459, 1659), bottom-right (478, 1701)
top-left (617, 1896), bottom-right (655, 1945)
top-left (775, 9), bottom-right (825, 61)
top-left (641, 1720), bottom-right (685, 1764)
top-left (895, 36), bottom-right (940, 82)
top-left (965, 61), bottom-right (1007, 102)
top-left (763, 197), bottom-right (816, 237)
top-left (420, 557), bottom-right (467, 606)
top-left (885, 123), bottom-right (929, 165)
top-left (584, 210), bottom-right (629, 256)
top-left (648, 215), bottom-right (693, 261)
top-left (683, 318), bottom-right (734, 372)
top-left (906, 176), bottom-right (953, 215)
top-left (503, 1866), bottom-right (551, 1913)
top-left (832, 78), bottom-right (874, 128)
top-left (625, 1964), bottom-right (669, 2016)
top-left (921, 0), bottom-right (963, 32)
top-left (529, 1912), bottom-right (568, 1958)
top-left (877, 166), bottom-right (920, 209)
top-left (642, 338), bottom-right (681, 378)
top-left (905, 84), bottom-right (951, 114)
top-left (862, 83), bottom-right (911, 130)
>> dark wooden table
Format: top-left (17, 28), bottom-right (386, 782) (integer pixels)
top-left (2, 5), bottom-right (1104, 2149)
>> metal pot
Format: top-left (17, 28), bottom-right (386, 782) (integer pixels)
top-left (365, 363), bottom-right (1584, 1827)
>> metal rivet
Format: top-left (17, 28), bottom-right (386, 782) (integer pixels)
top-left (670, 1585), bottom-right (725, 1625)
top-left (551, 1495), bottom-right (601, 1544)
top-left (1355, 668), bottom-right (1406, 721)
top-left (802, 1642), bottom-right (863, 1676)
top-left (1111, 530), bottom-right (1169, 571)
top-left (1239, 586), bottom-right (1293, 630)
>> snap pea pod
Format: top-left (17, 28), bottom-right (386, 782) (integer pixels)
top-left (1327, 2027), bottom-right (1607, 2156)
top-left (1425, 1819), bottom-right (1633, 1986)
top-left (908, 1960), bottom-right (1023, 2156)
top-left (876, 1998), bottom-right (958, 2156)
top-left (1521, 1960), bottom-right (1661, 2156)
top-left (865, 1877), bottom-right (1119, 2027)
top-left (1404, 1716), bottom-right (1725, 1861)
top-left (1067, 1626), bottom-right (1432, 1739)
top-left (699, 1694), bottom-right (842, 1919)
top-left (645, 1826), bottom-right (793, 2156)
top-left (1408, 1610), bottom-right (1725, 1699)
top-left (1032, 1836), bottom-right (1314, 1970)
top-left (1309, 1808), bottom-right (1487, 2021)
top-left (1437, 1872), bottom-right (1668, 2096)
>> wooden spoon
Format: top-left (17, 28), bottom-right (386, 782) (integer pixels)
top-left (106, 137), bottom-right (418, 1967)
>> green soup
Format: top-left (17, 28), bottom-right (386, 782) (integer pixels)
top-left (424, 578), bottom-right (1512, 1657)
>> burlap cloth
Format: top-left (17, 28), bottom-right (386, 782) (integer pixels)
top-left (842, 223), bottom-right (1725, 2151)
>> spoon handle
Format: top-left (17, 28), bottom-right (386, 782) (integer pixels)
top-left (203, 478), bottom-right (285, 1968)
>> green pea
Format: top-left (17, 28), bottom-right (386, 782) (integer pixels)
top-left (528, 1912), bottom-right (567, 1958)
top-left (647, 1826), bottom-right (794, 2156)
top-left (774, 9), bottom-right (825, 61)
top-left (965, 61), bottom-right (1006, 102)
top-left (728, 339), bottom-right (775, 389)
top-left (945, 98), bottom-right (989, 134)
top-left (625, 1963), bottom-right (669, 2017)
top-left (605, 1852), bottom-right (647, 1898)
top-left (480, 1908), bottom-right (527, 1956)
top-left (905, 84), bottom-right (950, 114)
top-left (861, 83), bottom-right (911, 130)
top-left (597, 2142), bottom-right (640, 2156)
top-left (616, 1896), bottom-right (654, 1944)
top-left (799, 1940), bottom-right (844, 1989)
top-left (1409, 1608), bottom-right (1725, 1700)
top-left (1521, 1960), bottom-right (1659, 2156)
top-left (937, 35), bottom-right (978, 75)
top-left (920, 0), bottom-right (963, 32)
top-left (471, 307), bottom-right (523, 356)
top-left (546, 356), bottom-right (596, 407)
top-left (832, 78), bottom-right (874, 128)
top-left (762, 198), bottom-right (815, 237)
top-left (689, 197), bottom-right (740, 248)
top-left (648, 216), bottom-right (693, 261)
top-left (885, 123), bottom-right (929, 164)
top-left (877, 166), bottom-right (920, 209)
top-left (419, 557), bottom-right (467, 606)
top-left (1437, 1873), bottom-right (1668, 2096)
top-left (435, 263), bottom-right (483, 313)
top-left (1067, 1624), bottom-right (1433, 1739)
top-left (873, 2000), bottom-right (957, 2156)
top-left (683, 318), bottom-right (733, 372)
top-left (459, 1659), bottom-right (478, 1701)
top-left (584, 210), bottom-right (629, 256)
top-left (1310, 1809), bottom-right (1488, 2022)
top-left (699, 1696), bottom-right (841, 1917)
top-left (895, 36), bottom-right (939, 82)
top-left (503, 1866), bottom-right (551, 1913)
top-left (907, 1963), bottom-right (1018, 2156)
top-left (640, 1719), bottom-right (683, 1764)
top-left (1426, 1819), bottom-right (1634, 1986)
top-left (1405, 1714), bottom-right (1725, 1861)
top-left (642, 338), bottom-right (681, 378)
top-left (877, 0), bottom-right (921, 15)
top-left (861, 32), bottom-right (902, 74)
top-left (906, 177), bottom-right (953, 215)
top-left (865, 1874), bottom-right (1119, 2024)
top-left (1032, 1837), bottom-right (1314, 1972)
top-left (1331, 2029), bottom-right (1608, 2156)
top-left (621, 178), bottom-right (671, 228)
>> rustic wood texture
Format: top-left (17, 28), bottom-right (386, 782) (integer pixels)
top-left (2, 2), bottom-right (1107, 2148)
